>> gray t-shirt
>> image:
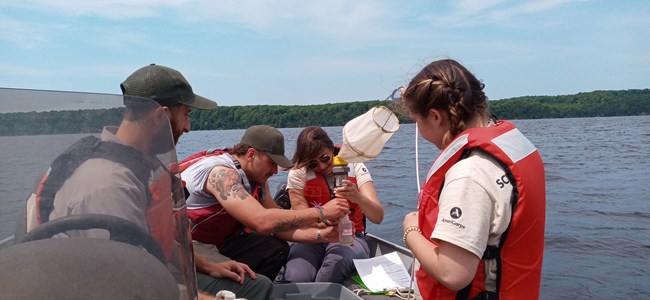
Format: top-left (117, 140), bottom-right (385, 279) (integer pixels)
top-left (49, 127), bottom-right (151, 239)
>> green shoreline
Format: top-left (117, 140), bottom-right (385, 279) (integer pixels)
top-left (1, 89), bottom-right (648, 136)
top-left (189, 88), bottom-right (650, 130)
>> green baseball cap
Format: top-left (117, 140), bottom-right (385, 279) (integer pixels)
top-left (240, 125), bottom-right (294, 168)
top-left (120, 63), bottom-right (217, 109)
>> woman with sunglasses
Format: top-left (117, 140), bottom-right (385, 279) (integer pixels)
top-left (282, 126), bottom-right (384, 284)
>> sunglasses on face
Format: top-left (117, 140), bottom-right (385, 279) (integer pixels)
top-left (307, 154), bottom-right (332, 169)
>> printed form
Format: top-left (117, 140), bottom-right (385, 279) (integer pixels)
top-left (352, 251), bottom-right (412, 293)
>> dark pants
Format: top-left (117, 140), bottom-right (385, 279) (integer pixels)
top-left (220, 232), bottom-right (290, 280)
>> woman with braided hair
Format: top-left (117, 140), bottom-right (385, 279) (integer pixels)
top-left (400, 59), bottom-right (546, 299)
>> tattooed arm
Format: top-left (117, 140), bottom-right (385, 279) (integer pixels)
top-left (274, 226), bottom-right (340, 243)
top-left (203, 166), bottom-right (348, 234)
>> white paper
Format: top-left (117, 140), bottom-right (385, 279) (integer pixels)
top-left (352, 251), bottom-right (412, 293)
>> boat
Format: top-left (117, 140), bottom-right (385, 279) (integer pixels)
top-left (0, 88), bottom-right (421, 299)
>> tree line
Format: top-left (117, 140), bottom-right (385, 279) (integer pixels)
top-left (1, 89), bottom-right (648, 136)
top-left (190, 88), bottom-right (650, 130)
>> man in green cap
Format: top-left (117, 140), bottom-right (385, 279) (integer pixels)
top-left (24, 64), bottom-right (274, 300)
top-left (121, 64), bottom-right (275, 299)
top-left (120, 63), bottom-right (218, 144)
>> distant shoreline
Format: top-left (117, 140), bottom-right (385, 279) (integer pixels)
top-left (1, 89), bottom-right (648, 135)
top-left (187, 88), bottom-right (650, 130)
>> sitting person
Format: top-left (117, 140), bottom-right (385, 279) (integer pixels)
top-left (180, 125), bottom-right (349, 280)
top-left (282, 126), bottom-right (384, 283)
top-left (22, 64), bottom-right (272, 300)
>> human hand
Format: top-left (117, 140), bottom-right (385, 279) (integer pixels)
top-left (206, 260), bottom-right (256, 284)
top-left (403, 211), bottom-right (418, 231)
top-left (320, 225), bottom-right (340, 243)
top-left (334, 180), bottom-right (362, 204)
top-left (322, 197), bottom-right (349, 220)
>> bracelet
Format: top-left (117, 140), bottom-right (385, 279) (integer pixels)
top-left (314, 205), bottom-right (326, 224)
top-left (316, 229), bottom-right (322, 241)
top-left (402, 226), bottom-right (422, 246)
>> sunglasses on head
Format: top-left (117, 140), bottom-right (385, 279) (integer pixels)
top-left (307, 154), bottom-right (332, 169)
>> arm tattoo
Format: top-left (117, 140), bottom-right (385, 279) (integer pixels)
top-left (208, 168), bottom-right (249, 201)
top-left (272, 216), bottom-right (308, 232)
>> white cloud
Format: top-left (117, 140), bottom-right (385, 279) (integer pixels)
top-left (184, 0), bottom-right (402, 45)
top-left (489, 0), bottom-right (586, 21)
top-left (423, 0), bottom-right (588, 27)
top-left (0, 18), bottom-right (58, 49)
top-left (3, 0), bottom-right (187, 19)
top-left (4, 0), bottom-right (403, 45)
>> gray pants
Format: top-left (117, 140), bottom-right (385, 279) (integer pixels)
top-left (194, 240), bottom-right (274, 300)
top-left (282, 234), bottom-right (370, 284)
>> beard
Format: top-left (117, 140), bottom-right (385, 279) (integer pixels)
top-left (149, 123), bottom-right (176, 155)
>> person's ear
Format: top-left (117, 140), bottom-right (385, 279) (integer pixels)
top-left (428, 108), bottom-right (445, 126)
top-left (152, 106), bottom-right (171, 125)
top-left (246, 148), bottom-right (257, 161)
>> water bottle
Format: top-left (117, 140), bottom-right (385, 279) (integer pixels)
top-left (332, 156), bottom-right (354, 245)
top-left (338, 214), bottom-right (354, 246)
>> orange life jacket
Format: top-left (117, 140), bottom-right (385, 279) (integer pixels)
top-left (303, 170), bottom-right (364, 233)
top-left (417, 120), bottom-right (546, 300)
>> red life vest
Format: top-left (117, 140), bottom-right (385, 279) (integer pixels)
top-left (178, 148), bottom-right (228, 173)
top-left (179, 149), bottom-right (262, 248)
top-left (417, 120), bottom-right (546, 300)
top-left (303, 170), bottom-right (364, 233)
top-left (28, 136), bottom-right (177, 260)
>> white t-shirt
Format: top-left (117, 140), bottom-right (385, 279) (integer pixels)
top-left (181, 153), bottom-right (243, 209)
top-left (286, 162), bottom-right (373, 191)
top-left (429, 150), bottom-right (513, 259)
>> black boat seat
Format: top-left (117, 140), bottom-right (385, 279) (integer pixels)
top-left (0, 238), bottom-right (179, 300)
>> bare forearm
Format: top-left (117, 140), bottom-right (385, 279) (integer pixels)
top-left (276, 226), bottom-right (337, 243)
top-left (193, 251), bottom-right (228, 274)
top-left (275, 228), bottom-right (317, 243)
top-left (352, 183), bottom-right (384, 224)
top-left (194, 251), bottom-right (214, 275)
top-left (288, 188), bottom-right (328, 228)
top-left (355, 194), bottom-right (384, 224)
top-left (404, 231), bottom-right (478, 290)
top-left (248, 207), bottom-right (320, 234)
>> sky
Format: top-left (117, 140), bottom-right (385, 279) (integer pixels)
top-left (1, 0), bottom-right (649, 106)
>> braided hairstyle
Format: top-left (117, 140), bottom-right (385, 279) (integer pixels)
top-left (400, 59), bottom-right (490, 147)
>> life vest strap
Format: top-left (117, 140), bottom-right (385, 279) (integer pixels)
top-left (456, 285), bottom-right (499, 300)
top-left (482, 245), bottom-right (500, 259)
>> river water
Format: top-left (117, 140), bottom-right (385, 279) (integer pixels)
top-left (1, 116), bottom-right (649, 299)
